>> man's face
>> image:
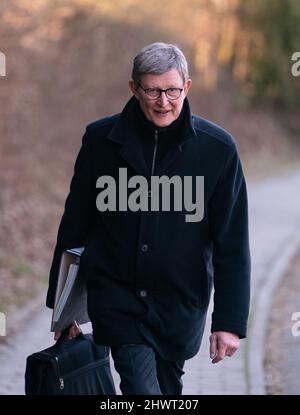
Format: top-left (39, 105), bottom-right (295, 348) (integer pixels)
top-left (129, 68), bottom-right (192, 128)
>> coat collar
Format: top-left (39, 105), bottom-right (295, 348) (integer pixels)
top-left (107, 96), bottom-right (197, 176)
top-left (108, 96), bottom-right (196, 146)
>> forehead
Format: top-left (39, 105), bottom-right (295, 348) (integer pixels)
top-left (140, 68), bottom-right (183, 87)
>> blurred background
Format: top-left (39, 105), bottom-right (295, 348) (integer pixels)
top-left (1, 0), bottom-right (300, 395)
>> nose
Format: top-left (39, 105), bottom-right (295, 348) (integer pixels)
top-left (157, 91), bottom-right (169, 106)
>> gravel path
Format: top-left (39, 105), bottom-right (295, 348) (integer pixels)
top-left (264, 248), bottom-right (300, 395)
top-left (1, 168), bottom-right (300, 395)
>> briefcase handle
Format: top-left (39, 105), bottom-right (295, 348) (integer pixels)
top-left (56, 327), bottom-right (84, 344)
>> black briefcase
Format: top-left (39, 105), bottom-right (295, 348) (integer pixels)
top-left (25, 332), bottom-right (116, 395)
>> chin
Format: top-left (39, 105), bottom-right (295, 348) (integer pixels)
top-left (159, 121), bottom-right (172, 127)
top-left (152, 116), bottom-right (174, 128)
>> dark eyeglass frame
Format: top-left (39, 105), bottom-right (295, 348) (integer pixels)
top-left (138, 83), bottom-right (184, 100)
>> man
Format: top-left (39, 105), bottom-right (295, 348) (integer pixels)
top-left (46, 42), bottom-right (251, 395)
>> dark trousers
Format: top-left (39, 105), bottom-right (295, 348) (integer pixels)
top-left (110, 344), bottom-right (185, 395)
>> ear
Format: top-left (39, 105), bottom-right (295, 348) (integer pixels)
top-left (183, 79), bottom-right (192, 97)
top-left (129, 80), bottom-right (139, 100)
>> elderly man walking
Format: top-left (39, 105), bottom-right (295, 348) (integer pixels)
top-left (47, 42), bottom-right (251, 395)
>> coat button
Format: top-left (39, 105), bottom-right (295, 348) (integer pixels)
top-left (140, 290), bottom-right (147, 298)
top-left (141, 244), bottom-right (149, 252)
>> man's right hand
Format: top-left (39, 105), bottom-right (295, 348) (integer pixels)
top-left (54, 321), bottom-right (81, 341)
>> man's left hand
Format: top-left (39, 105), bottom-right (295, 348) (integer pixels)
top-left (209, 331), bottom-right (240, 364)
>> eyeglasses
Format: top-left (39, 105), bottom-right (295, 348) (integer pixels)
top-left (138, 83), bottom-right (183, 100)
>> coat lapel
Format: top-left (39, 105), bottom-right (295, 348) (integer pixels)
top-left (119, 134), bottom-right (149, 177)
top-left (107, 97), bottom-right (149, 176)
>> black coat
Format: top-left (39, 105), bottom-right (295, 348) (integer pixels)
top-left (47, 96), bottom-right (251, 361)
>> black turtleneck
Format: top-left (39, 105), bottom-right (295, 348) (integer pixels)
top-left (134, 99), bottom-right (186, 175)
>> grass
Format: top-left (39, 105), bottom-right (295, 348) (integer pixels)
top-left (0, 255), bottom-right (47, 315)
top-left (8, 257), bottom-right (34, 278)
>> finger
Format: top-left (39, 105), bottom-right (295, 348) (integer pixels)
top-left (209, 334), bottom-right (217, 359)
top-left (212, 356), bottom-right (222, 364)
top-left (71, 325), bottom-right (76, 337)
top-left (72, 321), bottom-right (80, 336)
top-left (225, 349), bottom-right (233, 357)
top-left (74, 321), bottom-right (81, 334)
top-left (212, 350), bottom-right (226, 364)
top-left (212, 340), bottom-right (226, 364)
top-left (226, 348), bottom-right (236, 357)
top-left (68, 325), bottom-right (75, 339)
top-left (73, 325), bottom-right (79, 337)
top-left (212, 350), bottom-right (226, 363)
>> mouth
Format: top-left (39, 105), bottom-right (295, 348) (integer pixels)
top-left (154, 110), bottom-right (171, 116)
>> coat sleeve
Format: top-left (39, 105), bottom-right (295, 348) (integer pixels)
top-left (46, 127), bottom-right (96, 309)
top-left (209, 143), bottom-right (251, 338)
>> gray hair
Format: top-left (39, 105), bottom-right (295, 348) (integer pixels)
top-left (131, 42), bottom-right (189, 85)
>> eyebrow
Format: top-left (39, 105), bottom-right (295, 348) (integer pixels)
top-left (143, 84), bottom-right (182, 89)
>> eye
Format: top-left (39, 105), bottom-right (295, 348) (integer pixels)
top-left (167, 88), bottom-right (180, 95)
top-left (145, 88), bottom-right (160, 98)
top-left (146, 88), bottom-right (159, 94)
